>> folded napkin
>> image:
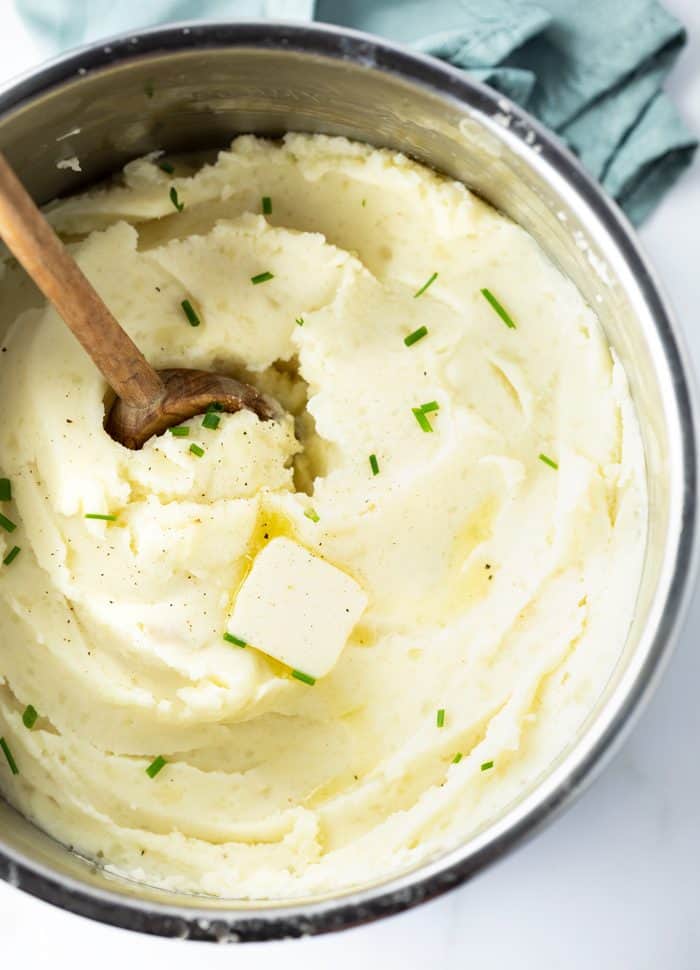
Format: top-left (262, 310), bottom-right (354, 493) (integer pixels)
top-left (17, 0), bottom-right (697, 222)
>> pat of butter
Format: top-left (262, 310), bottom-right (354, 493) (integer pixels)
top-left (228, 537), bottom-right (367, 679)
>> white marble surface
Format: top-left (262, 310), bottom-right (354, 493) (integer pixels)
top-left (1, 1), bottom-right (700, 966)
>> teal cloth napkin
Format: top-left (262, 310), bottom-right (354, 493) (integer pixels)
top-left (17, 0), bottom-right (697, 223)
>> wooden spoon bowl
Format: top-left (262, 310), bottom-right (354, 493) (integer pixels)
top-left (106, 368), bottom-right (279, 450)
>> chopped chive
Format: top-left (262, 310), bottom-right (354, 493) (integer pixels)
top-left (304, 508), bottom-right (320, 523)
top-left (158, 161), bottom-right (174, 174)
top-left (206, 402), bottom-right (224, 412)
top-left (170, 426), bottom-right (189, 437)
top-left (295, 317), bottom-right (304, 327)
top-left (0, 737), bottom-right (18, 775)
top-left (0, 478), bottom-right (11, 501)
top-left (251, 271), bottom-right (274, 285)
top-left (144, 80), bottom-right (154, 99)
top-left (146, 755), bottom-right (167, 779)
top-left (404, 326), bottom-right (428, 347)
top-left (169, 186), bottom-right (184, 212)
top-left (412, 407), bottom-right (433, 433)
top-left (480, 288), bottom-right (517, 329)
top-left (223, 632), bottom-right (247, 647)
top-left (292, 669), bottom-right (316, 686)
top-left (22, 705), bottom-right (38, 730)
top-left (452, 752), bottom-right (463, 764)
top-left (181, 299), bottom-right (200, 327)
top-left (262, 196), bottom-right (272, 215)
top-left (202, 412), bottom-right (220, 430)
top-left (85, 513), bottom-right (117, 521)
top-left (3, 546), bottom-right (20, 566)
top-left (189, 443), bottom-right (205, 458)
top-left (0, 512), bottom-right (16, 533)
top-left (412, 402), bottom-right (439, 432)
top-left (539, 453), bottom-right (558, 470)
top-left (369, 453), bottom-right (379, 476)
top-left (436, 708), bottom-right (445, 728)
top-left (414, 272), bottom-right (438, 298)
top-left (361, 198), bottom-right (366, 207)
top-left (480, 760), bottom-right (494, 772)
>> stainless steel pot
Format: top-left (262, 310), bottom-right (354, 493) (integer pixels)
top-left (0, 20), bottom-right (696, 943)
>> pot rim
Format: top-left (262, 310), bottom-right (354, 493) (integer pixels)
top-left (0, 18), bottom-right (697, 943)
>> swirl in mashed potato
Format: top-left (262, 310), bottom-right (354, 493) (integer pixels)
top-left (0, 135), bottom-right (646, 898)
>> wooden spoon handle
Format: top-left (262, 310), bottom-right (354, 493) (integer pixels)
top-left (0, 152), bottom-right (163, 409)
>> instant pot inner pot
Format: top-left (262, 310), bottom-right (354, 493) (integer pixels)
top-left (0, 35), bottom-right (685, 932)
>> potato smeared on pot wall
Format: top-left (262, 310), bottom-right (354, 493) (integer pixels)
top-left (0, 135), bottom-right (646, 899)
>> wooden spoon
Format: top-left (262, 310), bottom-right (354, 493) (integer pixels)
top-left (0, 152), bottom-right (279, 449)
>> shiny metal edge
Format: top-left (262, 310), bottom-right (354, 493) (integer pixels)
top-left (0, 19), bottom-right (696, 943)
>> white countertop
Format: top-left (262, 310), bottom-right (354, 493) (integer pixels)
top-left (1, 1), bottom-right (700, 967)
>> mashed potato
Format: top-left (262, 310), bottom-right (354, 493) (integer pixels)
top-left (0, 135), bottom-right (646, 898)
